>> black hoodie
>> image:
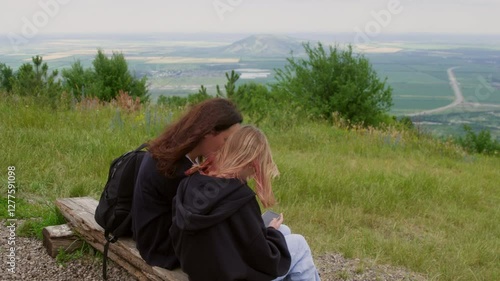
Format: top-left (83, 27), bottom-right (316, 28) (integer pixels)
top-left (170, 173), bottom-right (291, 281)
top-left (132, 152), bottom-right (193, 269)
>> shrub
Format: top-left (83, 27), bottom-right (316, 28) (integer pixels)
top-left (230, 82), bottom-right (275, 124)
top-left (157, 95), bottom-right (188, 107)
top-left (273, 43), bottom-right (393, 126)
top-left (457, 125), bottom-right (500, 156)
top-left (0, 63), bottom-right (14, 92)
top-left (62, 49), bottom-right (149, 103)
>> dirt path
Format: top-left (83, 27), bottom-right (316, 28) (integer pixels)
top-left (408, 67), bottom-right (500, 117)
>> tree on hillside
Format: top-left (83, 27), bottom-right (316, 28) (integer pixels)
top-left (188, 85), bottom-right (211, 105)
top-left (10, 56), bottom-right (62, 98)
top-left (61, 60), bottom-right (93, 100)
top-left (216, 70), bottom-right (240, 97)
top-left (62, 49), bottom-right (149, 102)
top-left (273, 42), bottom-right (393, 126)
top-left (0, 63), bottom-right (14, 92)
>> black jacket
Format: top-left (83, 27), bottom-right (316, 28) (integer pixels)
top-left (131, 152), bottom-right (192, 269)
top-left (170, 173), bottom-right (291, 281)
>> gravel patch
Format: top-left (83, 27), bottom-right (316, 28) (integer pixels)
top-left (1, 220), bottom-right (134, 281)
top-left (315, 253), bottom-right (428, 281)
top-left (2, 220), bottom-right (427, 281)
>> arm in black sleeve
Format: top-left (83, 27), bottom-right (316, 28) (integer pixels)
top-left (234, 200), bottom-right (291, 278)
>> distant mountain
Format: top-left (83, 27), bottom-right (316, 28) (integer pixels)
top-left (220, 34), bottom-right (305, 57)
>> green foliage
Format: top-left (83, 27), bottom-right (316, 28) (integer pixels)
top-left (13, 203), bottom-right (67, 239)
top-left (6, 56), bottom-right (63, 108)
top-left (157, 95), bottom-right (188, 107)
top-left (56, 242), bottom-right (94, 266)
top-left (273, 43), bottom-right (393, 126)
top-left (397, 116), bottom-right (415, 130)
top-left (188, 85), bottom-right (212, 104)
top-left (3, 50), bottom-right (149, 106)
top-left (12, 63), bottom-right (36, 96)
top-left (167, 70), bottom-right (302, 127)
top-left (61, 60), bottom-right (93, 100)
top-left (10, 56), bottom-right (62, 99)
top-left (62, 49), bottom-right (149, 102)
top-left (158, 71), bottom-right (240, 108)
top-left (457, 125), bottom-right (500, 155)
top-left (230, 82), bottom-right (276, 124)
top-left (0, 62), bottom-right (14, 92)
top-left (217, 70), bottom-right (239, 97)
top-left (158, 85), bottom-right (212, 107)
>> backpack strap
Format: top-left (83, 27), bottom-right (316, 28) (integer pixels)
top-left (101, 143), bottom-right (147, 280)
top-left (102, 214), bottom-right (132, 279)
top-left (135, 143), bottom-right (148, 151)
top-left (102, 236), bottom-right (111, 280)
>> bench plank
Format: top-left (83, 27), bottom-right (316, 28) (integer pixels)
top-left (42, 224), bottom-right (84, 258)
top-left (55, 197), bottom-right (188, 281)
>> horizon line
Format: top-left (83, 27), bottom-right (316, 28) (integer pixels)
top-left (2, 31), bottom-right (500, 36)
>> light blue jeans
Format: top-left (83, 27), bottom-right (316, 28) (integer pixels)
top-left (273, 225), bottom-right (321, 281)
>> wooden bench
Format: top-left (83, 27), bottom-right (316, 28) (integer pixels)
top-left (55, 197), bottom-right (188, 281)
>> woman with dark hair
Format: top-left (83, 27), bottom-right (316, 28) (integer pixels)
top-left (131, 98), bottom-right (243, 269)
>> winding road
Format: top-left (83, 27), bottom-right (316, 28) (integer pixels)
top-left (408, 67), bottom-right (500, 117)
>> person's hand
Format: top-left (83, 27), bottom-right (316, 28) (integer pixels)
top-left (269, 213), bottom-right (283, 230)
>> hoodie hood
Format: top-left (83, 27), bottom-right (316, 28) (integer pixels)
top-left (173, 173), bottom-right (255, 231)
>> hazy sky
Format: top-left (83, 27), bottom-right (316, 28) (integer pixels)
top-left (1, 0), bottom-right (499, 36)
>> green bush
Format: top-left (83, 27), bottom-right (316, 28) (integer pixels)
top-left (188, 85), bottom-right (212, 104)
top-left (61, 60), bottom-right (93, 100)
top-left (0, 63), bottom-right (14, 92)
top-left (157, 95), bottom-right (188, 107)
top-left (273, 43), bottom-right (393, 126)
top-left (230, 82), bottom-right (274, 124)
top-left (457, 125), bottom-right (499, 156)
top-left (6, 56), bottom-right (63, 108)
top-left (62, 49), bottom-right (149, 103)
top-left (10, 56), bottom-right (62, 98)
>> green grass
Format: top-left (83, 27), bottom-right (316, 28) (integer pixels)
top-left (55, 242), bottom-right (96, 266)
top-left (1, 95), bottom-right (499, 281)
top-left (264, 124), bottom-right (500, 281)
top-left (1, 97), bottom-right (177, 219)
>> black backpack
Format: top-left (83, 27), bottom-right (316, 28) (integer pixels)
top-left (94, 143), bottom-right (148, 280)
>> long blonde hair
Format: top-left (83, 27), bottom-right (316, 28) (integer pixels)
top-left (187, 125), bottom-right (279, 207)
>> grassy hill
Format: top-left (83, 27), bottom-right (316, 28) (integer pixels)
top-left (1, 94), bottom-right (499, 280)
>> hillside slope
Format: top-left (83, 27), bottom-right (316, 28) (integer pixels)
top-left (221, 34), bottom-right (305, 57)
top-left (2, 95), bottom-right (500, 281)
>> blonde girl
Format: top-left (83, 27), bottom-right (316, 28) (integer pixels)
top-left (170, 125), bottom-right (320, 281)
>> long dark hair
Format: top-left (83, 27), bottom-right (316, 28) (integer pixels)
top-left (148, 98), bottom-right (242, 177)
